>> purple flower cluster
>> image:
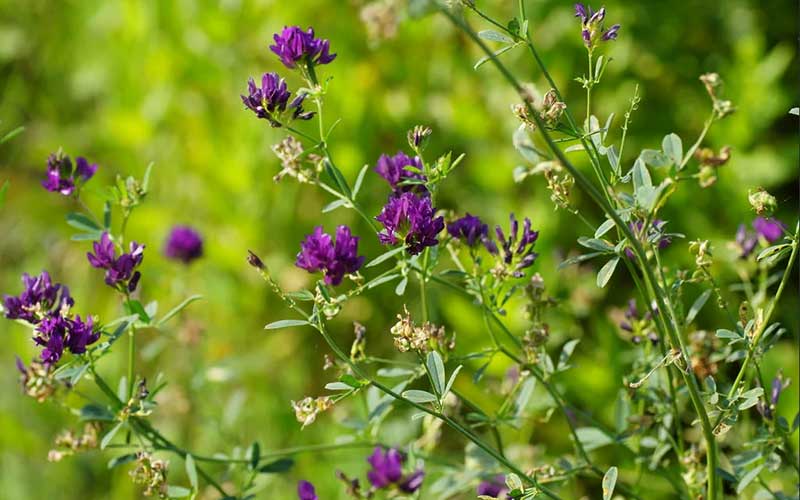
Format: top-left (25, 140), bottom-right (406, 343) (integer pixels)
top-left (574, 4), bottom-right (620, 48)
top-left (489, 214), bottom-right (540, 277)
top-left (3, 271), bottom-right (99, 364)
top-left (296, 225), bottom-right (365, 286)
top-left (757, 373), bottom-right (788, 420)
top-left (297, 480), bottom-right (317, 500)
top-left (270, 26), bottom-right (336, 69)
top-left (87, 232), bottom-right (145, 292)
top-left (374, 152), bottom-right (426, 193)
top-left (366, 447), bottom-right (424, 493)
top-left (3, 271), bottom-right (73, 323)
top-left (41, 151), bottom-right (98, 196)
top-left (376, 192), bottom-right (445, 256)
top-left (241, 72), bottom-right (313, 126)
top-left (735, 217), bottom-right (785, 258)
top-left (477, 475), bottom-right (508, 498)
top-left (447, 213), bottom-right (489, 247)
top-left (164, 225), bottom-right (204, 264)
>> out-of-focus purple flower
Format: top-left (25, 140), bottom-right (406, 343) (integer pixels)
top-left (87, 232), bottom-right (145, 292)
top-left (735, 224), bottom-right (758, 258)
top-left (3, 271), bottom-right (73, 324)
top-left (165, 226), bottom-right (204, 264)
top-left (477, 475), bottom-right (508, 498)
top-left (241, 72), bottom-right (313, 126)
top-left (375, 152), bottom-right (426, 193)
top-left (367, 448), bottom-right (404, 488)
top-left (296, 225), bottom-right (365, 286)
top-left (270, 26), bottom-right (336, 70)
top-left (487, 214), bottom-right (539, 277)
top-left (618, 298), bottom-right (657, 345)
top-left (447, 213), bottom-right (489, 247)
top-left (297, 480), bottom-right (318, 500)
top-left (366, 447), bottom-right (424, 493)
top-left (41, 152), bottom-right (98, 196)
top-left (376, 192), bottom-right (445, 256)
top-left (753, 217), bottom-right (784, 243)
top-left (574, 4), bottom-right (620, 49)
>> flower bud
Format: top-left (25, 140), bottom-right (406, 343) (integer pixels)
top-left (748, 188), bottom-right (777, 216)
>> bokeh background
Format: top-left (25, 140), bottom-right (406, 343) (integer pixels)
top-left (0, 0), bottom-right (797, 498)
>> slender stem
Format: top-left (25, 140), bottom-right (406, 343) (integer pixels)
top-left (716, 222), bottom-right (798, 427)
top-left (436, 5), bottom-right (719, 498)
top-left (586, 51), bottom-right (593, 125)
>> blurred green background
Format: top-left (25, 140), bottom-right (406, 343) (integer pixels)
top-left (0, 0), bottom-right (797, 498)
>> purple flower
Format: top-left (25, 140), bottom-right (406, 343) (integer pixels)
top-left (165, 226), bottom-right (204, 264)
top-left (32, 314), bottom-right (100, 364)
top-left (753, 217), bottom-right (784, 243)
top-left (66, 315), bottom-right (101, 354)
top-left (41, 152), bottom-right (98, 196)
top-left (367, 448), bottom-right (404, 488)
top-left (618, 298), bottom-right (657, 344)
top-left (376, 192), bottom-right (444, 255)
top-left (486, 214), bottom-right (539, 277)
top-left (241, 72), bottom-right (313, 126)
top-left (625, 219), bottom-right (671, 258)
top-left (574, 4), bottom-right (620, 48)
top-left (270, 26), bottom-right (336, 70)
top-left (477, 475), bottom-right (508, 498)
top-left (296, 225), bottom-right (365, 286)
top-left (297, 480), bottom-right (318, 500)
top-left (374, 152), bottom-right (426, 193)
top-left (736, 224), bottom-right (758, 258)
top-left (3, 271), bottom-right (73, 324)
top-left (366, 447), bottom-right (424, 493)
top-left (87, 232), bottom-right (145, 292)
top-left (447, 213), bottom-right (488, 247)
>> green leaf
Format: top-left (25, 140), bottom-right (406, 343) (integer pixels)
top-left (557, 339), bottom-right (580, 371)
top-left (394, 276), bottom-right (408, 296)
top-left (426, 351), bottom-right (446, 396)
top-left (157, 295), bottom-right (203, 326)
top-left (514, 377), bottom-right (536, 418)
top-left (185, 454), bottom-right (198, 490)
top-left (352, 164), bottom-right (370, 199)
top-left (444, 365), bottom-right (462, 396)
top-left (166, 485), bottom-right (191, 498)
top-left (685, 289), bottom-right (712, 325)
top-left (715, 329), bottom-right (740, 340)
top-left (366, 273), bottom-right (400, 289)
top-left (258, 458), bottom-right (294, 473)
top-left (100, 422), bottom-right (123, 450)
top-left (108, 453), bottom-right (137, 469)
top-left (103, 202), bottom-right (111, 230)
top-left (512, 125), bottom-right (540, 164)
top-left (662, 133), bottom-right (683, 167)
top-left (790, 107), bottom-right (799, 116)
top-left (66, 212), bottom-right (102, 233)
top-left (736, 464), bottom-right (764, 494)
top-left (640, 149), bottom-right (672, 167)
top-left (325, 382), bottom-right (354, 391)
top-left (322, 199), bottom-right (347, 213)
top-left (602, 466), bottom-right (618, 500)
top-left (323, 159), bottom-right (351, 198)
top-left (478, 29), bottom-right (513, 43)
top-left (286, 290), bottom-right (315, 301)
top-left (474, 43), bottom-right (518, 70)
top-left (631, 158), bottom-right (652, 191)
top-left (594, 219), bottom-right (616, 238)
top-left (249, 442), bottom-right (260, 470)
top-left (597, 257), bottom-right (620, 288)
top-left (125, 300), bottom-right (150, 323)
top-left (577, 237), bottom-right (615, 253)
top-left (576, 427), bottom-right (613, 451)
top-left (607, 145), bottom-right (620, 175)
top-left (402, 390), bottom-right (437, 404)
top-left (79, 404), bottom-right (116, 422)
top-left (142, 162), bottom-right (154, 192)
top-left (264, 319), bottom-right (310, 330)
top-left (366, 247), bottom-right (404, 268)
top-left (559, 251), bottom-right (604, 269)
top-left (0, 125), bottom-right (24, 144)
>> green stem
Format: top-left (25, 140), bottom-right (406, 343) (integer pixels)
top-left (716, 221), bottom-right (799, 427)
